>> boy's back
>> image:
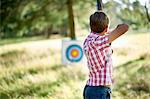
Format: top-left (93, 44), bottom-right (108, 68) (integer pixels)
top-left (83, 32), bottom-right (112, 86)
top-left (83, 11), bottom-right (129, 99)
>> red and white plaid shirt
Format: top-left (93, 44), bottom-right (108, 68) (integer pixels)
top-left (83, 32), bottom-right (113, 86)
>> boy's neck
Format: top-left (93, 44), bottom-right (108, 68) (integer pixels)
top-left (98, 27), bottom-right (109, 36)
top-left (99, 31), bottom-right (106, 36)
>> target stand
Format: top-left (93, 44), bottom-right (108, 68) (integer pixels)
top-left (62, 40), bottom-right (83, 65)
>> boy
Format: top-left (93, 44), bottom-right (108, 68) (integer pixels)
top-left (83, 11), bottom-right (129, 99)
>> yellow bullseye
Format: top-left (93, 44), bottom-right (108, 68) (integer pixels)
top-left (71, 49), bottom-right (79, 58)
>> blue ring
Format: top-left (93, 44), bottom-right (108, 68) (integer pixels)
top-left (68, 47), bottom-right (82, 60)
top-left (66, 44), bottom-right (83, 62)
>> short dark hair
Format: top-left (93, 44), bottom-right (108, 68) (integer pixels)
top-left (90, 11), bottom-right (109, 33)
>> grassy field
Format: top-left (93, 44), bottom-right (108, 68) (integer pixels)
top-left (0, 33), bottom-right (150, 99)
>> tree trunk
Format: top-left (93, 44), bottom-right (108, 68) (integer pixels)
top-left (145, 3), bottom-right (150, 22)
top-left (67, 0), bottom-right (76, 40)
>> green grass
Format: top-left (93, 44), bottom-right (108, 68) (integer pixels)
top-left (113, 54), bottom-right (150, 99)
top-left (0, 33), bottom-right (150, 99)
top-left (0, 36), bottom-right (45, 46)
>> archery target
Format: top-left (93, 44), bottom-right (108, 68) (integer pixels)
top-left (62, 40), bottom-right (83, 64)
top-left (66, 44), bottom-right (83, 62)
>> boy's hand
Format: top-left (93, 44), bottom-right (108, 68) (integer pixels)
top-left (108, 24), bottom-right (129, 43)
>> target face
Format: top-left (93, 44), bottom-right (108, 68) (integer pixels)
top-left (62, 40), bottom-right (84, 64)
top-left (66, 44), bottom-right (83, 62)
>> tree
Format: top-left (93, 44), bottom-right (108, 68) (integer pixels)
top-left (117, 0), bottom-right (149, 30)
top-left (0, 0), bottom-right (69, 38)
top-left (145, 2), bottom-right (150, 22)
top-left (67, 0), bottom-right (76, 40)
top-left (1, 0), bottom-right (149, 39)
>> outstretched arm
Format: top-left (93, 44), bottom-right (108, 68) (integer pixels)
top-left (108, 24), bottom-right (129, 43)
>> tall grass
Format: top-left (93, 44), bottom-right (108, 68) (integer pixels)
top-left (0, 33), bottom-right (150, 99)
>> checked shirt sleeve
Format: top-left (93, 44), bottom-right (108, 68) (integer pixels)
top-left (94, 34), bottom-right (109, 50)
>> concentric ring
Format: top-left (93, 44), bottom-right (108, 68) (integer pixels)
top-left (66, 44), bottom-right (83, 62)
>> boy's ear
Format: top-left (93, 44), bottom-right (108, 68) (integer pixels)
top-left (104, 26), bottom-right (108, 32)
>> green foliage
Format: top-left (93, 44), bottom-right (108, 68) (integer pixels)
top-left (0, 0), bottom-right (68, 38)
top-left (117, 0), bottom-right (150, 30)
top-left (0, 0), bottom-right (149, 39)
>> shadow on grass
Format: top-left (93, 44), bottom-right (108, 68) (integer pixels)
top-left (50, 64), bottom-right (65, 71)
top-left (114, 53), bottom-right (150, 95)
top-left (0, 63), bottom-right (86, 98)
top-left (0, 64), bottom-right (64, 86)
top-left (0, 80), bottom-right (62, 99)
top-left (0, 64), bottom-right (64, 98)
top-left (0, 50), bottom-right (26, 67)
top-left (114, 53), bottom-right (149, 70)
top-left (0, 93), bottom-right (10, 99)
